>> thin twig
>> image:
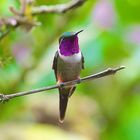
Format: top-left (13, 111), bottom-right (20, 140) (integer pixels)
top-left (0, 66), bottom-right (125, 103)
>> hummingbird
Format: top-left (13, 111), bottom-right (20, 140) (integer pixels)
top-left (52, 30), bottom-right (84, 123)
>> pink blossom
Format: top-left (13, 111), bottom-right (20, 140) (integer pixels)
top-left (92, 0), bottom-right (116, 29)
top-left (12, 43), bottom-right (32, 67)
top-left (125, 25), bottom-right (140, 45)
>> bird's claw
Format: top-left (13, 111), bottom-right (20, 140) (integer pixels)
top-left (76, 79), bottom-right (81, 84)
top-left (59, 82), bottom-right (65, 89)
top-left (0, 94), bottom-right (9, 103)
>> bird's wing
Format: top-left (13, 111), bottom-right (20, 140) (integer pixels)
top-left (52, 51), bottom-right (59, 80)
top-left (81, 52), bottom-right (85, 69)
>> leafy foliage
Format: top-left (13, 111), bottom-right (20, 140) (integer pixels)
top-left (0, 0), bottom-right (140, 140)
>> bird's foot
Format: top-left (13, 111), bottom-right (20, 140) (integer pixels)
top-left (76, 79), bottom-right (81, 84)
top-left (59, 82), bottom-right (65, 89)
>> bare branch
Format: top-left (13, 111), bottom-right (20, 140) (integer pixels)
top-left (0, 66), bottom-right (125, 103)
top-left (32, 0), bottom-right (86, 14)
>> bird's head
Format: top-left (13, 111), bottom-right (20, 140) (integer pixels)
top-left (59, 30), bottom-right (83, 56)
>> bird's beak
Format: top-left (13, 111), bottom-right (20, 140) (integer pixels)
top-left (75, 30), bottom-right (83, 36)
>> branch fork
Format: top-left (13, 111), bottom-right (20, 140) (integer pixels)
top-left (0, 0), bottom-right (86, 40)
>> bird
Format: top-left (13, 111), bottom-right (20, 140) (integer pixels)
top-left (52, 30), bottom-right (84, 123)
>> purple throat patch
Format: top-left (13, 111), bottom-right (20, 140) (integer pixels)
top-left (59, 36), bottom-right (80, 56)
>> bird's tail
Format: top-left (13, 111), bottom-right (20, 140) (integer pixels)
top-left (59, 88), bottom-right (69, 123)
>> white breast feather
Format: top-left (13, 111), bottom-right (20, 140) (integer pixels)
top-left (59, 51), bottom-right (82, 63)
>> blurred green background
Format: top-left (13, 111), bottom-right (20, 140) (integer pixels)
top-left (0, 0), bottom-right (140, 140)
